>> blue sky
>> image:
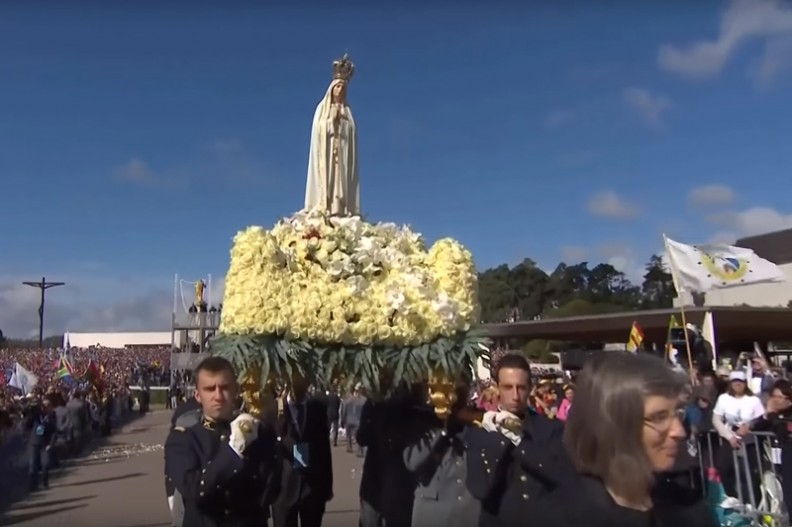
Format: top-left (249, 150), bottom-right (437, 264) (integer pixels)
top-left (2, 0), bottom-right (792, 336)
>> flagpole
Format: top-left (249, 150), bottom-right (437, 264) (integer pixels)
top-left (663, 234), bottom-right (695, 374)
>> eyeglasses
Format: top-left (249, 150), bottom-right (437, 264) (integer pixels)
top-left (644, 407), bottom-right (686, 431)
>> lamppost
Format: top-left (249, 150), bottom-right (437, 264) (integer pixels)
top-left (22, 277), bottom-right (65, 348)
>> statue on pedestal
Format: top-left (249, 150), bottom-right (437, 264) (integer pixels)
top-left (194, 279), bottom-right (207, 313)
top-left (304, 53), bottom-right (360, 217)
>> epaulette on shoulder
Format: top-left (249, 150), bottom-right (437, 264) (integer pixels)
top-left (173, 426), bottom-right (186, 432)
top-left (174, 408), bottom-right (203, 429)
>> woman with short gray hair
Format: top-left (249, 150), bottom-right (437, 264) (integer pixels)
top-left (533, 352), bottom-right (716, 527)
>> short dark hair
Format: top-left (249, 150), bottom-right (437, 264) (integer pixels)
top-left (195, 356), bottom-right (236, 379)
top-left (494, 354), bottom-right (531, 384)
top-left (773, 379), bottom-right (792, 400)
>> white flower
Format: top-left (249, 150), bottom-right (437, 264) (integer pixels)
top-left (345, 275), bottom-right (369, 295)
top-left (326, 259), bottom-right (346, 279)
top-left (386, 290), bottom-right (407, 312)
top-left (432, 292), bottom-right (459, 323)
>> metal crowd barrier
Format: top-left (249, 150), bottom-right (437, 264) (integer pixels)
top-left (694, 430), bottom-right (787, 526)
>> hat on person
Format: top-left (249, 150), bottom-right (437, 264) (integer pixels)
top-left (729, 371), bottom-right (747, 382)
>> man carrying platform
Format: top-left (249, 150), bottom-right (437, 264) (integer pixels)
top-left (464, 354), bottom-right (576, 526)
top-left (164, 356), bottom-right (280, 527)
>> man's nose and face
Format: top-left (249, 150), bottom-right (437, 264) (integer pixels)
top-left (497, 367), bottom-right (530, 415)
top-left (195, 369), bottom-right (238, 421)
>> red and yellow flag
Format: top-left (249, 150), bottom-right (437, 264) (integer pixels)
top-left (627, 321), bottom-right (644, 353)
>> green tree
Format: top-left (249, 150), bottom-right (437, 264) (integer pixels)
top-left (479, 264), bottom-right (516, 322)
top-left (509, 258), bottom-right (550, 320)
top-left (479, 254), bottom-right (647, 322)
top-left (522, 340), bottom-right (561, 363)
top-left (640, 254), bottom-right (675, 309)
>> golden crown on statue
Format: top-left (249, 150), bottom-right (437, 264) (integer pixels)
top-left (333, 53), bottom-right (355, 82)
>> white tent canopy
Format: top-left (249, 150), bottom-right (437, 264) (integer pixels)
top-left (63, 331), bottom-right (173, 349)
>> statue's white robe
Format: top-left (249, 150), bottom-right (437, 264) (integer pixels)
top-left (304, 79), bottom-right (360, 216)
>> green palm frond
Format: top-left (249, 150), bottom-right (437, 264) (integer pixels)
top-left (210, 329), bottom-right (491, 395)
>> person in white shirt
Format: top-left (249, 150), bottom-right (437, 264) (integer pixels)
top-left (712, 371), bottom-right (765, 499)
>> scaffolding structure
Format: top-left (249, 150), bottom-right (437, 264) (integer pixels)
top-left (170, 273), bottom-right (220, 371)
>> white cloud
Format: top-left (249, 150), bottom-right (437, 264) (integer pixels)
top-left (545, 109), bottom-right (576, 128)
top-left (595, 243), bottom-right (644, 285)
top-left (112, 138), bottom-right (273, 190)
top-left (755, 34), bottom-right (792, 85)
top-left (707, 206), bottom-right (792, 238)
top-left (707, 231), bottom-right (739, 244)
top-left (687, 184), bottom-right (736, 207)
top-left (658, 0), bottom-right (792, 82)
top-left (112, 157), bottom-right (188, 189)
top-left (560, 245), bottom-right (588, 263)
top-left (586, 191), bottom-right (638, 220)
top-left (622, 87), bottom-right (673, 126)
top-left (112, 158), bottom-right (157, 185)
top-left (0, 271), bottom-right (225, 339)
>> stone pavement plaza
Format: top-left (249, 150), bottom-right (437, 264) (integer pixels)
top-left (1, 410), bottom-right (364, 526)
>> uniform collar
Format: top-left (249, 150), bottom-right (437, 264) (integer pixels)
top-left (202, 415), bottom-right (230, 432)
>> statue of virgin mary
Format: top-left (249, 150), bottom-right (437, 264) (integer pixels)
top-left (304, 54), bottom-right (360, 217)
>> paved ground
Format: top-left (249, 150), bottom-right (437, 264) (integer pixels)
top-left (0, 410), bottom-right (364, 527)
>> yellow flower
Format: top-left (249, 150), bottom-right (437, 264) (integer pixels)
top-left (220, 210), bottom-right (481, 346)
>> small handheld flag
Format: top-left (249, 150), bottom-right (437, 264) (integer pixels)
top-left (627, 322), bottom-right (644, 353)
top-left (56, 356), bottom-right (74, 384)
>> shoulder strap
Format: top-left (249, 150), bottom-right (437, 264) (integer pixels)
top-left (174, 409), bottom-right (202, 429)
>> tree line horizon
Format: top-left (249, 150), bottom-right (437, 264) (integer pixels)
top-left (2, 254), bottom-right (676, 350)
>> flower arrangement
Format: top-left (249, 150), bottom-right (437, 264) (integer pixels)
top-left (212, 209), bottom-right (490, 394)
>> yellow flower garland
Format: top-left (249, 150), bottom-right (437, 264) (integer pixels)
top-left (220, 210), bottom-right (480, 347)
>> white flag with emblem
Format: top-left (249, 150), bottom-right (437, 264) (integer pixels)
top-left (664, 237), bottom-right (786, 293)
top-left (8, 362), bottom-right (39, 395)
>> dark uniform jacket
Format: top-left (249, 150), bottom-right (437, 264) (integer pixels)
top-left (357, 396), bottom-right (417, 527)
top-left (269, 396), bottom-right (333, 508)
top-left (465, 410), bottom-right (576, 527)
top-left (26, 407), bottom-right (57, 449)
top-left (166, 406), bottom-right (204, 499)
top-left (164, 416), bottom-right (280, 527)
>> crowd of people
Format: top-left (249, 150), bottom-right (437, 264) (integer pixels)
top-left (0, 346), bottom-right (170, 440)
top-left (5, 342), bottom-right (791, 526)
top-left (164, 350), bottom-right (792, 527)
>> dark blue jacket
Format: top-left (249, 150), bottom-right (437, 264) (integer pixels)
top-left (26, 408), bottom-right (57, 448)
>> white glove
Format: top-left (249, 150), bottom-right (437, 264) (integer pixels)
top-left (494, 411), bottom-right (522, 446)
top-left (229, 413), bottom-right (259, 457)
top-left (481, 411), bottom-right (499, 433)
